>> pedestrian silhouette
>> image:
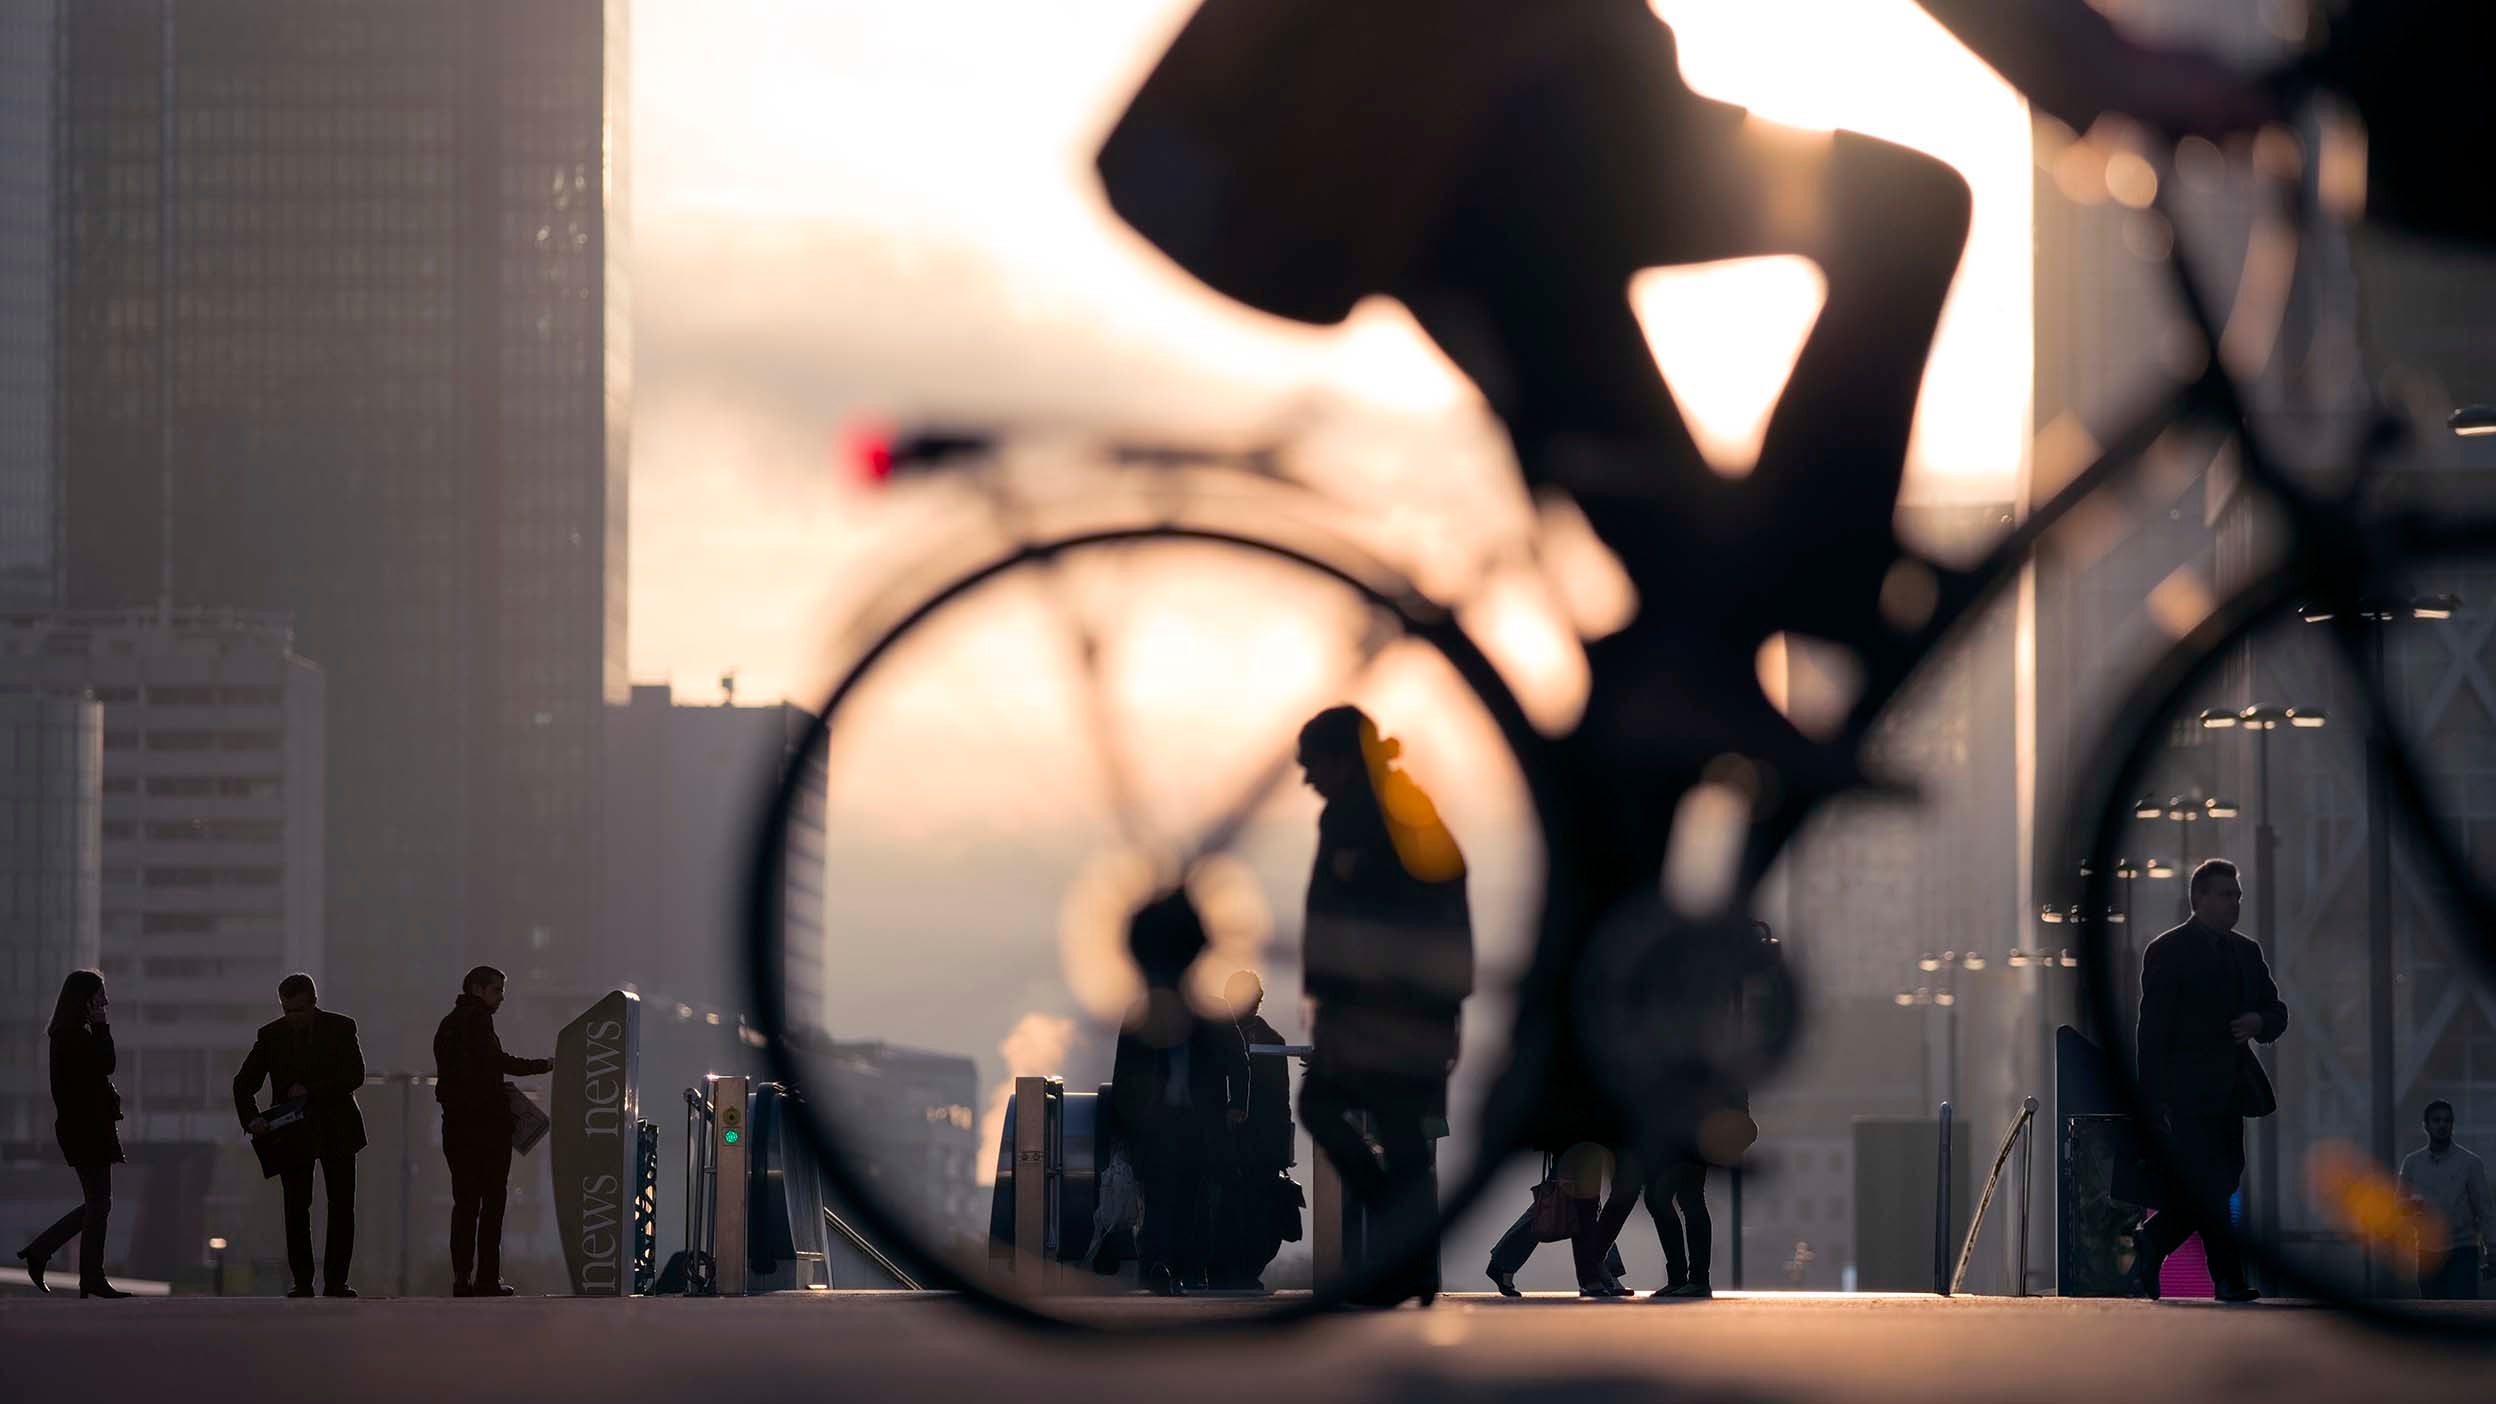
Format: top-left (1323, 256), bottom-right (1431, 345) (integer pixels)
top-left (16, 970), bottom-right (131, 1297)
top-left (1108, 891), bottom-right (1249, 1295)
top-left (1212, 970), bottom-right (1297, 1289)
top-left (2129, 859), bottom-right (2285, 1302)
top-left (2396, 1099), bottom-right (2492, 1301)
top-left (1293, 705), bottom-right (1471, 1305)
top-left (1484, 1149), bottom-right (1630, 1298)
top-left (433, 965), bottom-right (554, 1296)
top-left (234, 973), bottom-right (368, 1297)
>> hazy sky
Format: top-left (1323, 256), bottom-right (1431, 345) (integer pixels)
top-left (624, 4), bottom-right (2039, 1261)
top-left (623, 0), bottom-right (2032, 708)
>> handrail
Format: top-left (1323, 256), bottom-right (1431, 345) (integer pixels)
top-left (824, 1205), bottom-right (923, 1290)
top-left (1951, 1096), bottom-right (2040, 1295)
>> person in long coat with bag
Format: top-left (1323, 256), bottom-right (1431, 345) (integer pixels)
top-left (2129, 858), bottom-right (2288, 1302)
top-left (1294, 705), bottom-right (1472, 1306)
top-left (15, 970), bottom-right (132, 1297)
top-left (234, 972), bottom-right (368, 1297)
top-left (433, 964), bottom-right (555, 1297)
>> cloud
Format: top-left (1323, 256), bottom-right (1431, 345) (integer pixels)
top-left (975, 1011), bottom-right (1082, 1187)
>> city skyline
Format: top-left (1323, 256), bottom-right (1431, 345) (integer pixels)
top-left (33, 0), bottom-right (629, 1071)
top-left (5, 0), bottom-right (2496, 1317)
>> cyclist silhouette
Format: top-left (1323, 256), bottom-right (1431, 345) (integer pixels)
top-left (1104, 0), bottom-right (2269, 764)
top-left (1099, 0), bottom-right (2276, 1156)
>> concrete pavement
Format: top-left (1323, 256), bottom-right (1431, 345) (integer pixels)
top-left (3, 1291), bottom-right (2488, 1403)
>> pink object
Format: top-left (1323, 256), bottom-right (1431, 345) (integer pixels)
top-left (2149, 1218), bottom-right (2217, 1298)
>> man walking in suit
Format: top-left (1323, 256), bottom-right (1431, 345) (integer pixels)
top-left (1108, 897), bottom-right (1249, 1296)
top-left (1212, 971), bottom-right (1296, 1289)
top-left (234, 973), bottom-right (367, 1297)
top-left (434, 965), bottom-right (553, 1297)
top-left (2132, 858), bottom-right (2288, 1302)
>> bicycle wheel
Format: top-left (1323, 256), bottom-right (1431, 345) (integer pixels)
top-left (742, 517), bottom-right (1574, 1332)
top-left (2067, 520), bottom-right (2496, 1337)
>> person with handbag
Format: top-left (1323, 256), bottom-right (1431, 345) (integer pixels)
top-left (2129, 858), bottom-right (2288, 1303)
top-left (1477, 1144), bottom-right (1637, 1299)
top-left (1484, 1148), bottom-right (1629, 1297)
top-left (1212, 971), bottom-right (1297, 1290)
top-left (433, 965), bottom-right (554, 1297)
top-left (1630, 923), bottom-right (1772, 1299)
top-left (15, 970), bottom-right (132, 1297)
top-left (234, 973), bottom-right (368, 1298)
top-left (1511, 919), bottom-right (1766, 1299)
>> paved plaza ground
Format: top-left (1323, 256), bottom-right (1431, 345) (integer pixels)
top-left (5, 1291), bottom-right (2491, 1403)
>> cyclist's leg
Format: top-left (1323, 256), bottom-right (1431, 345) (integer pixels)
top-left (1404, 18), bottom-right (1972, 645)
top-left (1718, 127), bottom-right (1973, 641)
top-left (1572, 59), bottom-right (1974, 642)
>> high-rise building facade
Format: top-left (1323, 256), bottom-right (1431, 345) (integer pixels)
top-left (0, 0), bottom-right (61, 609)
top-left (601, 684), bottom-right (830, 1256)
top-left (603, 685), bottom-right (824, 1045)
top-left (814, 1039), bottom-right (981, 1248)
top-left (0, 686), bottom-right (101, 1144)
top-left (0, 610), bottom-right (323, 1141)
top-left (49, 1), bottom-right (630, 1066)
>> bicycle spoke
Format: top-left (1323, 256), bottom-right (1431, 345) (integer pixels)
top-left (1035, 553), bottom-right (1159, 855)
top-left (2329, 613), bottom-right (2496, 988)
top-left (1174, 609), bottom-right (1401, 874)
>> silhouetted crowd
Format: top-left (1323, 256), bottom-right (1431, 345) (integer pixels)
top-left (19, 964), bottom-right (550, 1299)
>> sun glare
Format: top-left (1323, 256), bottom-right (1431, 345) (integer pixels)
top-left (629, 0), bottom-right (2034, 708)
top-left (1631, 256), bottom-right (1827, 477)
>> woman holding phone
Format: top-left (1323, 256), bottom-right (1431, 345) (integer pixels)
top-left (16, 969), bottom-right (132, 1297)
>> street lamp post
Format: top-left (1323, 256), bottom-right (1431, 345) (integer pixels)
top-left (1902, 951), bottom-right (1985, 1111)
top-left (2300, 592), bottom-right (2460, 1293)
top-left (2199, 704), bottom-right (2327, 1268)
top-left (2066, 852), bottom-right (2154, 1020)
top-left (2007, 936), bottom-right (2080, 1298)
top-left (2136, 795), bottom-right (2238, 921)
top-left (2036, 899), bottom-right (2110, 1030)
top-left (1896, 982), bottom-right (1940, 1109)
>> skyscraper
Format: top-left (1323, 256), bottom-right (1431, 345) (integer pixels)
top-left (0, 685), bottom-right (100, 1145)
top-left (0, 0), bottom-right (61, 609)
top-left (52, 1), bottom-right (630, 1065)
top-left (602, 684), bottom-right (823, 1053)
top-left (0, 609), bottom-right (323, 1142)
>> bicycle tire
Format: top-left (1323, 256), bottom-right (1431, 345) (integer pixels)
top-left (742, 519), bottom-right (1578, 1334)
top-left (2068, 521), bottom-right (2496, 1339)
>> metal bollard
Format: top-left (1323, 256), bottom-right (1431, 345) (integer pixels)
top-left (683, 1086), bottom-right (710, 1291)
top-left (712, 1076), bottom-right (751, 1296)
top-left (1933, 1102), bottom-right (1954, 1296)
top-left (2015, 1095), bottom-right (2038, 1297)
top-left (398, 1079), bottom-right (413, 1298)
top-left (1012, 1076), bottom-right (1051, 1293)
